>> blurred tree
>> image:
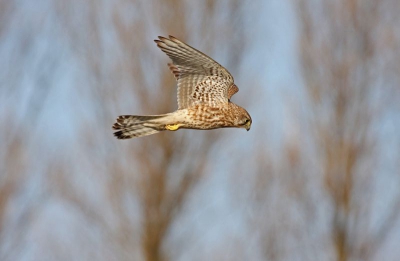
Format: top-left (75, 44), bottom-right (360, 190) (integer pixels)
top-left (297, 0), bottom-right (400, 260)
top-left (0, 0), bottom-right (64, 258)
top-left (245, 1), bottom-right (400, 261)
top-left (250, 0), bottom-right (400, 261)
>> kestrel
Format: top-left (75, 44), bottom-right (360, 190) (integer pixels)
top-left (113, 35), bottom-right (252, 139)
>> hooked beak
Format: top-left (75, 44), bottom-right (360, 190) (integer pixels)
top-left (245, 121), bottom-right (251, 131)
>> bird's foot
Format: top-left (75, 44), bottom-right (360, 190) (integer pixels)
top-left (165, 124), bottom-right (181, 131)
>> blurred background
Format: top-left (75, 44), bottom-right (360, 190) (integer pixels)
top-left (1, 0), bottom-right (400, 260)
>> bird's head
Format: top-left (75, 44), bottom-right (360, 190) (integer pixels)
top-left (235, 107), bottom-right (252, 131)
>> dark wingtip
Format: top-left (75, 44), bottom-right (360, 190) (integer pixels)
top-left (168, 63), bottom-right (180, 78)
top-left (154, 39), bottom-right (162, 45)
top-left (169, 35), bottom-right (182, 43)
top-left (113, 130), bottom-right (122, 138)
top-left (113, 122), bottom-right (124, 130)
top-left (112, 115), bottom-right (130, 130)
top-left (113, 131), bottom-right (129, 139)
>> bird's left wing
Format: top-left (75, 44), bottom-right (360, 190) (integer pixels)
top-left (155, 35), bottom-right (238, 108)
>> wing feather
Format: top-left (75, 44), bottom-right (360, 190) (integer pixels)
top-left (155, 35), bottom-right (238, 109)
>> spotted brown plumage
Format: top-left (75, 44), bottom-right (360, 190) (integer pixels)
top-left (113, 35), bottom-right (252, 139)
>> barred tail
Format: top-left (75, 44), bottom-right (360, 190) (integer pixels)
top-left (112, 115), bottom-right (166, 139)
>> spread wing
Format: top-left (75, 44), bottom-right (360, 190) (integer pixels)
top-left (155, 35), bottom-right (238, 109)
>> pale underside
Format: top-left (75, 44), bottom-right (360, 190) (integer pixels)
top-left (155, 36), bottom-right (239, 109)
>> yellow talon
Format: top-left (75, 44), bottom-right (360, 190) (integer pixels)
top-left (165, 124), bottom-right (181, 131)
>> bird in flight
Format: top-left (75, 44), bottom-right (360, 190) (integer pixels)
top-left (113, 35), bottom-right (252, 139)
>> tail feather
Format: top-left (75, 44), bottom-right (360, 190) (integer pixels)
top-left (112, 115), bottom-right (166, 139)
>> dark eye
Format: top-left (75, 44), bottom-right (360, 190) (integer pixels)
top-left (242, 119), bottom-right (250, 125)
